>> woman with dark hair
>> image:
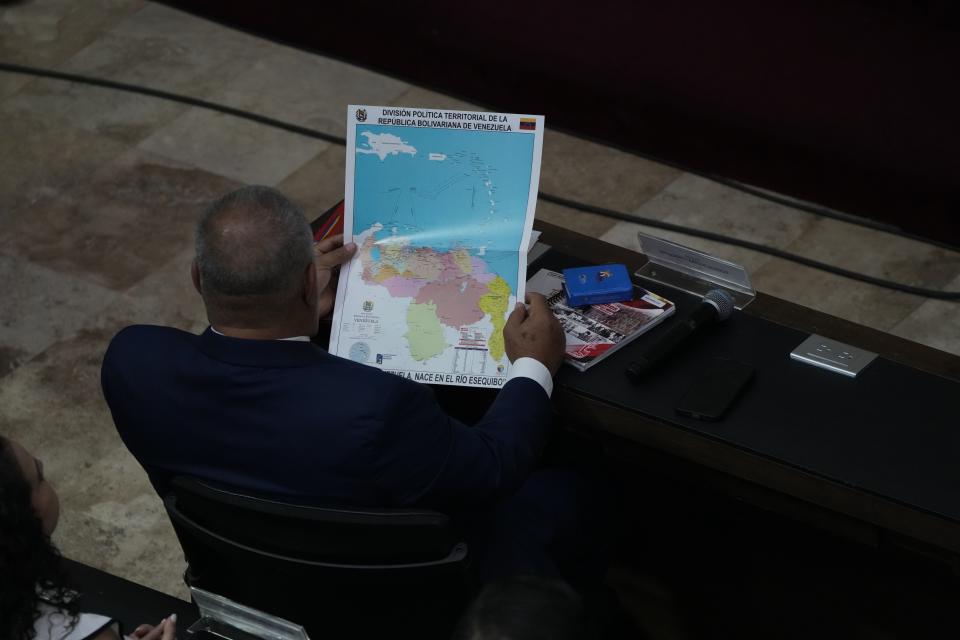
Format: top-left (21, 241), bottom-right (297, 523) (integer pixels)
top-left (0, 436), bottom-right (175, 640)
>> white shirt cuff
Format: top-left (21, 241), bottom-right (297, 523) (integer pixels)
top-left (507, 357), bottom-right (554, 398)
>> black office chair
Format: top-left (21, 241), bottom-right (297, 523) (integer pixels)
top-left (162, 476), bottom-right (470, 638)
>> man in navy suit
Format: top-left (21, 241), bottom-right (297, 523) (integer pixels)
top-left (101, 186), bottom-right (600, 581)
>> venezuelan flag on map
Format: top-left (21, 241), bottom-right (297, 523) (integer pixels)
top-left (519, 117), bottom-right (537, 130)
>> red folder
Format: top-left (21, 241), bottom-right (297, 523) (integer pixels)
top-left (311, 200), bottom-right (345, 242)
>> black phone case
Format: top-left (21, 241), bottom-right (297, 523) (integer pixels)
top-left (675, 358), bottom-right (755, 421)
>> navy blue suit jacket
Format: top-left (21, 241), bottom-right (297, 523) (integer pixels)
top-left (101, 326), bottom-right (553, 508)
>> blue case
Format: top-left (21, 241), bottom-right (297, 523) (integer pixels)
top-left (562, 264), bottom-right (633, 306)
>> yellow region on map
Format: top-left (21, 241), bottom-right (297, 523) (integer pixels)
top-left (478, 276), bottom-right (510, 362)
top-left (451, 248), bottom-right (473, 275)
top-left (374, 263), bottom-right (401, 282)
top-left (405, 302), bottom-right (448, 361)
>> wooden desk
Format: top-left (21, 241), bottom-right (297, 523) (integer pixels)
top-left (536, 221), bottom-right (960, 562)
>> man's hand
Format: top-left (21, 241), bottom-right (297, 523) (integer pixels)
top-left (313, 234), bottom-right (357, 317)
top-left (503, 292), bottom-right (566, 375)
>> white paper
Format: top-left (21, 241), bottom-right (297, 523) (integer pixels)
top-left (330, 105), bottom-right (545, 388)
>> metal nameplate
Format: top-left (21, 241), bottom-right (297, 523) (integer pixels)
top-left (635, 232), bottom-right (755, 310)
top-left (790, 334), bottom-right (878, 378)
top-left (190, 587), bottom-right (310, 640)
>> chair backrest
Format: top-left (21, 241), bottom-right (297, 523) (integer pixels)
top-left (162, 476), bottom-right (469, 636)
top-left (165, 476), bottom-right (466, 567)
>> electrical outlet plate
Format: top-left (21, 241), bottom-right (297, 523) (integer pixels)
top-left (790, 334), bottom-right (878, 378)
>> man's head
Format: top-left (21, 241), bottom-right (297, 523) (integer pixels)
top-left (194, 186), bottom-right (316, 332)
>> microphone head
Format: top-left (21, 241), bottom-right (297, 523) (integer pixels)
top-left (703, 289), bottom-right (735, 321)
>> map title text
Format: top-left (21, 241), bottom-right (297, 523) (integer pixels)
top-left (378, 108), bottom-right (515, 131)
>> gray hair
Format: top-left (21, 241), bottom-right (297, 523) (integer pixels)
top-left (195, 186), bottom-right (313, 311)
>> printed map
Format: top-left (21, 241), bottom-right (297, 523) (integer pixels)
top-left (330, 107), bottom-right (543, 388)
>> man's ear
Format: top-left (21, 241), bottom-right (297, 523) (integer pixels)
top-left (191, 259), bottom-right (202, 295)
top-left (304, 262), bottom-right (318, 308)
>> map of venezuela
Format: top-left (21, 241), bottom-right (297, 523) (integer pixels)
top-left (358, 228), bottom-right (511, 362)
top-left (331, 106), bottom-right (543, 388)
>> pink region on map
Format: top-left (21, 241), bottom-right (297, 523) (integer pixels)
top-left (472, 269), bottom-right (495, 284)
top-left (380, 275), bottom-right (427, 298)
top-left (437, 253), bottom-right (465, 280)
top-left (415, 277), bottom-right (487, 328)
top-left (433, 255), bottom-right (494, 283)
top-left (471, 256), bottom-right (495, 282)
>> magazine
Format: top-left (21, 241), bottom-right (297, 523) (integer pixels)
top-left (526, 268), bottom-right (676, 371)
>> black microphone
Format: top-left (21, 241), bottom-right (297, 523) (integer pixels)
top-left (626, 288), bottom-right (735, 381)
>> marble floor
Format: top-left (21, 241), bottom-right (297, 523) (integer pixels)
top-left (1, 0), bottom-right (959, 634)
